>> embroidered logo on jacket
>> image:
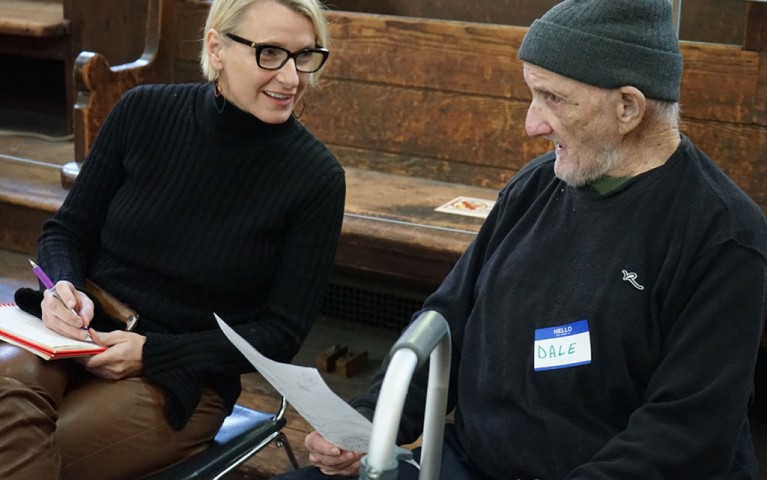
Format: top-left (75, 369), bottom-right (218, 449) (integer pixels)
top-left (621, 270), bottom-right (645, 290)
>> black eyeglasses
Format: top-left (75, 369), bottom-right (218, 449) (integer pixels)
top-left (225, 33), bottom-right (329, 73)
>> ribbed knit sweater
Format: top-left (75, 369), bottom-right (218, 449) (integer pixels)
top-left (38, 83), bottom-right (346, 429)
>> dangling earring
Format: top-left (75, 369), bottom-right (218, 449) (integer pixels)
top-left (214, 80), bottom-right (226, 114)
top-left (293, 97), bottom-right (306, 119)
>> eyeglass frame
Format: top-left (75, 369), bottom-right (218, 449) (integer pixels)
top-left (224, 33), bottom-right (329, 73)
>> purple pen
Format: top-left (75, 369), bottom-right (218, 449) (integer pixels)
top-left (28, 259), bottom-right (82, 322)
top-left (29, 259), bottom-right (54, 290)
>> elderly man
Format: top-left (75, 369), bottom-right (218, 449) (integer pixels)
top-left (276, 0), bottom-right (767, 478)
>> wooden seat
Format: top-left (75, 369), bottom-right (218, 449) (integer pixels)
top-left (0, 1), bottom-right (67, 37)
top-left (0, 1), bottom-right (72, 128)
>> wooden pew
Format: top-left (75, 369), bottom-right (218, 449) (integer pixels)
top-left (0, 0), bottom-right (152, 132)
top-left (323, 0), bottom-right (747, 46)
top-left (61, 0), bottom-right (175, 187)
top-left (0, 0), bottom-right (74, 128)
top-left (63, 4), bottom-right (767, 319)
top-left (297, 8), bottom-right (767, 292)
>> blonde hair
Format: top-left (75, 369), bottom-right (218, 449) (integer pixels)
top-left (200, 0), bottom-right (330, 85)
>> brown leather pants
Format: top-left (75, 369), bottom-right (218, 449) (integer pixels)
top-left (0, 343), bottom-right (228, 480)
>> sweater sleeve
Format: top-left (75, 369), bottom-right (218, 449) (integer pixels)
top-left (567, 242), bottom-right (767, 479)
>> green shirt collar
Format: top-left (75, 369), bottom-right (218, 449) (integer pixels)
top-left (589, 175), bottom-right (631, 195)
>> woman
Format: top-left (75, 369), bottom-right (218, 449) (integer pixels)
top-left (0, 0), bottom-right (344, 478)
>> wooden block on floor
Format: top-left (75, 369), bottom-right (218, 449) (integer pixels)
top-left (315, 344), bottom-right (348, 373)
top-left (336, 350), bottom-right (368, 378)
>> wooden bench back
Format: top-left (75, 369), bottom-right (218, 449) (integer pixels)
top-left (300, 11), bottom-right (767, 214)
top-left (301, 13), bottom-right (546, 190)
top-left (323, 0), bottom-right (748, 46)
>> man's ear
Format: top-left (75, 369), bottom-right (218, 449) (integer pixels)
top-left (616, 86), bottom-right (646, 135)
top-left (206, 29), bottom-right (225, 71)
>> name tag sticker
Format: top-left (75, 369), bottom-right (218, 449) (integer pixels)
top-left (534, 319), bottom-right (592, 371)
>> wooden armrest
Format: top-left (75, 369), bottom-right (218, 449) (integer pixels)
top-left (72, 51), bottom-right (156, 166)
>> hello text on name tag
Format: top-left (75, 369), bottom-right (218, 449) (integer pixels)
top-left (534, 319), bottom-right (592, 371)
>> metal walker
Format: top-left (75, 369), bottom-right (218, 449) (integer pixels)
top-left (359, 310), bottom-right (452, 480)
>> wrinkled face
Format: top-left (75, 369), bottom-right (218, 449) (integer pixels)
top-left (523, 63), bottom-right (624, 187)
top-left (208, 1), bottom-right (316, 124)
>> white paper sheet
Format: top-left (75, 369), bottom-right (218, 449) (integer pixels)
top-left (0, 304), bottom-right (105, 359)
top-left (215, 314), bottom-right (372, 451)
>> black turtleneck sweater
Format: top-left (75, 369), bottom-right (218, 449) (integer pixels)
top-left (38, 83), bottom-right (346, 429)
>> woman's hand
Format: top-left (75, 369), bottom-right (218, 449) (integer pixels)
top-left (76, 330), bottom-right (147, 380)
top-left (40, 280), bottom-right (94, 341)
top-left (305, 430), bottom-right (365, 476)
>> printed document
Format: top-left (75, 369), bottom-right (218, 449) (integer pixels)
top-left (216, 314), bottom-right (372, 451)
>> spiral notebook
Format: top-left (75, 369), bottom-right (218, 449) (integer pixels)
top-left (0, 303), bottom-right (106, 360)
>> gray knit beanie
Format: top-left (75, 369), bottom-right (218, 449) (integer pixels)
top-left (518, 0), bottom-right (683, 102)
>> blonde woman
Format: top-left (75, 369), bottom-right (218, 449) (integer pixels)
top-left (1, 1), bottom-right (344, 478)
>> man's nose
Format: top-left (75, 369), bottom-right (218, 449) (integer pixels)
top-left (525, 104), bottom-right (552, 138)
